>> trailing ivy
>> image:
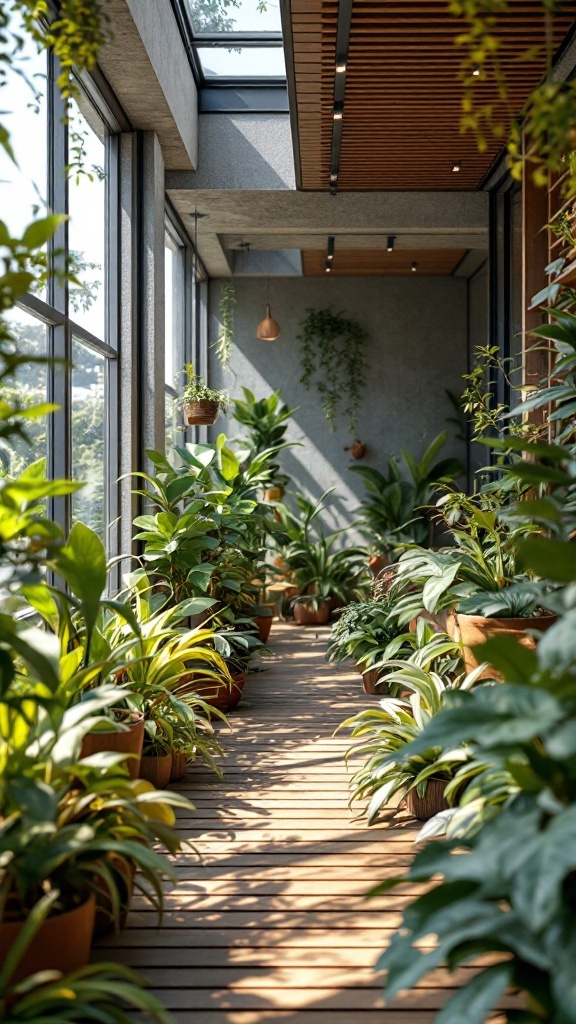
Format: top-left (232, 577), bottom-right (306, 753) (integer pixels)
top-left (213, 282), bottom-right (236, 369)
top-left (298, 307), bottom-right (368, 434)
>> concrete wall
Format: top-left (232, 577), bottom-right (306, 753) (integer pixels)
top-left (208, 276), bottom-right (472, 541)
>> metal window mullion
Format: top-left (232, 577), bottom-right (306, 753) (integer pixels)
top-left (47, 51), bottom-right (71, 533)
top-left (106, 132), bottom-right (120, 577)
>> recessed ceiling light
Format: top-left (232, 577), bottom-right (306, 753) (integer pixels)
top-left (411, 261), bottom-right (417, 272)
top-left (452, 162), bottom-right (461, 173)
top-left (473, 67), bottom-right (480, 76)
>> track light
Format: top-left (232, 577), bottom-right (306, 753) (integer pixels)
top-left (327, 236), bottom-right (335, 262)
top-left (473, 67), bottom-right (480, 76)
top-left (330, 172), bottom-right (338, 183)
top-left (386, 235), bottom-right (396, 252)
top-left (326, 263), bottom-right (332, 273)
top-left (333, 102), bottom-right (344, 120)
top-left (336, 60), bottom-right (347, 73)
top-left (411, 261), bottom-right (418, 272)
top-left (452, 162), bottom-right (461, 173)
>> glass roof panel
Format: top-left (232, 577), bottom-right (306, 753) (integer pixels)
top-left (197, 45), bottom-right (286, 78)
top-left (187, 0), bottom-right (282, 34)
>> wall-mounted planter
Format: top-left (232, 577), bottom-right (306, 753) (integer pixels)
top-left (183, 400), bottom-right (219, 426)
top-left (344, 440), bottom-right (366, 460)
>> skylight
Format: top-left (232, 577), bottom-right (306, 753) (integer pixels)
top-left (197, 45), bottom-right (286, 79)
top-left (186, 0), bottom-right (282, 35)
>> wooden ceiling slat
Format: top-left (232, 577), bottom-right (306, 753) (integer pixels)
top-left (303, 249), bottom-right (467, 276)
top-left (290, 0), bottom-right (576, 191)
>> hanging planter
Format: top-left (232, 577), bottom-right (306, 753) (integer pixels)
top-left (344, 439), bottom-right (366, 459)
top-left (181, 365), bottom-right (228, 427)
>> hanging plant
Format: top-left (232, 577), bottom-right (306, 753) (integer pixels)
top-left (298, 307), bottom-right (368, 433)
top-left (212, 282), bottom-right (236, 369)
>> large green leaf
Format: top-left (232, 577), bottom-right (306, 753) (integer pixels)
top-left (52, 523), bottom-right (107, 636)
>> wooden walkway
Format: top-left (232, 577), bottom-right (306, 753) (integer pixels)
top-left (97, 622), bottom-right (469, 1024)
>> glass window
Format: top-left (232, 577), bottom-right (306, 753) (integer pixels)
top-left (0, 32), bottom-right (47, 238)
top-left (197, 45), bottom-right (285, 78)
top-left (1, 307), bottom-right (48, 478)
top-left (165, 230), bottom-right (185, 388)
top-left (68, 98), bottom-right (107, 340)
top-left (187, 0), bottom-right (282, 33)
top-left (71, 339), bottom-right (106, 539)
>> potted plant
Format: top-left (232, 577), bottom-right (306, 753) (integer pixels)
top-left (291, 591), bottom-right (331, 626)
top-left (340, 661), bottom-right (480, 823)
top-left (447, 587), bottom-right (556, 678)
top-left (181, 365), bottom-right (228, 426)
top-left (80, 707), bottom-right (144, 780)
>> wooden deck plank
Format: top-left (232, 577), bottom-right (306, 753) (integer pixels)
top-left (94, 623), bottom-right (454, 1019)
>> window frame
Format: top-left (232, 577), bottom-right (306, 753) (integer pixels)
top-left (12, 53), bottom-right (123, 556)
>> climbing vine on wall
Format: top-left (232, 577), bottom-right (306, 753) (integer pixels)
top-left (298, 307), bottom-right (368, 434)
top-left (213, 282), bottom-right (236, 370)
top-left (449, 0), bottom-right (576, 197)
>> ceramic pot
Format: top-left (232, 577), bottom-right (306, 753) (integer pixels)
top-left (405, 778), bottom-right (449, 821)
top-left (93, 856), bottom-right (135, 939)
top-left (183, 399), bottom-right (218, 426)
top-left (254, 613), bottom-right (273, 644)
top-left (170, 751), bottom-right (188, 782)
top-left (265, 485), bottom-right (285, 502)
top-left (0, 893), bottom-right (96, 986)
top-left (447, 611), bottom-right (557, 679)
top-left (139, 752), bottom-right (173, 789)
top-left (293, 600), bottom-right (330, 626)
top-left (80, 709), bottom-right (144, 781)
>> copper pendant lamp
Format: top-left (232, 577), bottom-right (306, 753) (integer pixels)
top-left (256, 303), bottom-right (281, 341)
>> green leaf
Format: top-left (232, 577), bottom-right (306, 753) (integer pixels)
top-left (518, 538), bottom-right (576, 582)
top-left (22, 214), bottom-right (65, 249)
top-left (52, 522), bottom-right (107, 636)
top-left (434, 963), bottom-right (511, 1024)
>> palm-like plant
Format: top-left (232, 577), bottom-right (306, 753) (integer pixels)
top-left (350, 432), bottom-right (463, 558)
top-left (341, 662), bottom-right (481, 824)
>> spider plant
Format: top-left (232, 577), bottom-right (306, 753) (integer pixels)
top-left (340, 662), bottom-right (482, 825)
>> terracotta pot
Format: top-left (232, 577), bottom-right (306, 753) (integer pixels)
top-left (93, 856), bottom-right (135, 939)
top-left (362, 668), bottom-right (389, 695)
top-left (368, 554), bottom-right (389, 576)
top-left (405, 778), bottom-right (449, 821)
top-left (447, 611), bottom-right (557, 679)
top-left (254, 614), bottom-right (273, 644)
top-left (183, 399), bottom-right (219, 426)
top-left (139, 752), bottom-right (173, 788)
top-left (0, 893), bottom-right (96, 986)
top-left (192, 671), bottom-right (247, 711)
top-left (293, 600), bottom-right (330, 626)
top-left (80, 710), bottom-right (144, 781)
top-left (170, 751), bottom-right (188, 782)
top-left (265, 485), bottom-right (285, 502)
top-left (344, 440), bottom-right (366, 459)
